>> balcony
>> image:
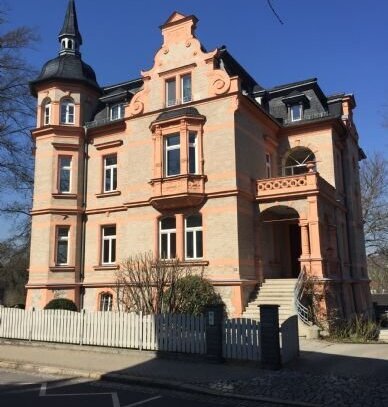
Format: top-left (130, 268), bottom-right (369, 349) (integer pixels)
top-left (256, 172), bottom-right (335, 201)
top-left (149, 174), bottom-right (207, 210)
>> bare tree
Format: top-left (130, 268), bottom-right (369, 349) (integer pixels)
top-left (0, 6), bottom-right (37, 236)
top-left (114, 252), bottom-right (198, 314)
top-left (360, 152), bottom-right (388, 291)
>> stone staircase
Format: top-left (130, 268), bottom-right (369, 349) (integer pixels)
top-left (242, 278), bottom-right (297, 324)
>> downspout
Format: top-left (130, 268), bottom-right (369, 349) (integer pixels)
top-left (79, 125), bottom-right (89, 310)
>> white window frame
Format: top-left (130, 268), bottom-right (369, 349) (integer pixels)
top-left (165, 78), bottom-right (177, 107)
top-left (60, 99), bottom-right (75, 124)
top-left (188, 132), bottom-right (198, 174)
top-left (58, 156), bottom-right (72, 193)
top-left (290, 104), bottom-right (302, 122)
top-left (159, 218), bottom-right (176, 260)
top-left (56, 226), bottom-right (70, 266)
top-left (43, 101), bottom-right (51, 125)
top-left (265, 152), bottom-right (272, 178)
top-left (101, 226), bottom-right (116, 265)
top-left (181, 74), bottom-right (192, 104)
top-left (99, 293), bottom-right (113, 311)
top-left (103, 155), bottom-right (117, 192)
top-left (164, 134), bottom-right (180, 177)
top-left (185, 215), bottom-right (203, 260)
top-left (110, 103), bottom-right (125, 121)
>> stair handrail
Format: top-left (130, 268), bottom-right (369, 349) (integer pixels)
top-left (294, 267), bottom-right (313, 326)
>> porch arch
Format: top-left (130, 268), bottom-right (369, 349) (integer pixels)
top-left (258, 205), bottom-right (306, 280)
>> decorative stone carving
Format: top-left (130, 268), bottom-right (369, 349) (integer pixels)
top-left (211, 70), bottom-right (231, 95)
top-left (128, 92), bottom-right (144, 116)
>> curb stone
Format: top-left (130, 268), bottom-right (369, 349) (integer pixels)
top-left (0, 360), bottom-right (320, 407)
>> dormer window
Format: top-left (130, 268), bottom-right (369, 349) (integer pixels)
top-left (181, 74), bottom-right (192, 103)
top-left (110, 103), bottom-right (125, 121)
top-left (165, 73), bottom-right (192, 107)
top-left (60, 98), bottom-right (75, 124)
top-left (290, 104), bottom-right (303, 122)
top-left (166, 78), bottom-right (177, 107)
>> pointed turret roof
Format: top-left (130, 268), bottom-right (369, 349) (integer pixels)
top-left (59, 0), bottom-right (82, 45)
top-left (30, 0), bottom-right (99, 97)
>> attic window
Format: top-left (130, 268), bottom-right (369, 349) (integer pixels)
top-left (110, 103), bottom-right (125, 121)
top-left (290, 104), bottom-right (303, 122)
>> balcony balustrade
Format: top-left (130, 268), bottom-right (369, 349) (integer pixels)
top-left (149, 174), bottom-right (207, 210)
top-left (256, 172), bottom-right (334, 201)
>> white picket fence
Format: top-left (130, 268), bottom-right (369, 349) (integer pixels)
top-left (0, 307), bottom-right (268, 361)
top-left (223, 318), bottom-right (261, 361)
top-left (0, 307), bottom-right (206, 354)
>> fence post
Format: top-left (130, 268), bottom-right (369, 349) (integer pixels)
top-left (79, 309), bottom-right (86, 346)
top-left (259, 305), bottom-right (281, 370)
top-left (204, 304), bottom-right (224, 362)
top-left (138, 311), bottom-right (143, 351)
top-left (28, 307), bottom-right (35, 342)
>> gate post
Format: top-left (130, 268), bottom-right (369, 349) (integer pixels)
top-left (259, 305), bottom-right (281, 369)
top-left (204, 304), bottom-right (224, 362)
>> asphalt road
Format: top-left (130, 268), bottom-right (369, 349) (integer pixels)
top-left (0, 369), bottom-right (268, 407)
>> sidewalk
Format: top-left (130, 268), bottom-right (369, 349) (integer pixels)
top-left (1, 338), bottom-right (388, 406)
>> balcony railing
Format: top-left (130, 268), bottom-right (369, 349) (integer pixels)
top-left (256, 172), bottom-right (335, 201)
top-left (149, 174), bottom-right (206, 210)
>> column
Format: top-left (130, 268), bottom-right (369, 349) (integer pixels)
top-left (176, 213), bottom-right (184, 261)
top-left (299, 221), bottom-right (310, 257)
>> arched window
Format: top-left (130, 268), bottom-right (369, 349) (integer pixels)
top-left (159, 217), bottom-right (176, 259)
top-left (60, 98), bottom-right (75, 124)
top-left (185, 214), bottom-right (203, 259)
top-left (42, 98), bottom-right (51, 125)
top-left (284, 148), bottom-right (316, 176)
top-left (99, 292), bottom-right (113, 311)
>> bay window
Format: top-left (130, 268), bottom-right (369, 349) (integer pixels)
top-left (165, 134), bottom-right (180, 176)
top-left (188, 132), bottom-right (197, 174)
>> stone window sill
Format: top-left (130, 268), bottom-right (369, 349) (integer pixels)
top-left (49, 266), bottom-right (75, 272)
top-left (95, 191), bottom-right (121, 198)
top-left (93, 264), bottom-right (119, 271)
top-left (52, 193), bottom-right (77, 199)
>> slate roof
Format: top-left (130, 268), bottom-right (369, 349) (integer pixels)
top-left (30, 54), bottom-right (100, 96)
top-left (59, 0), bottom-right (82, 45)
top-left (154, 107), bottom-right (203, 122)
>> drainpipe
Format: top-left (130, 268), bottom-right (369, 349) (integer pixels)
top-left (79, 126), bottom-right (89, 310)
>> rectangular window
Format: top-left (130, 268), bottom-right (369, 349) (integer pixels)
top-left (110, 104), bottom-right (124, 121)
top-left (290, 104), bottom-right (302, 121)
top-left (104, 155), bottom-right (117, 192)
top-left (59, 156), bottom-right (72, 193)
top-left (61, 101), bottom-right (75, 124)
top-left (165, 134), bottom-right (180, 176)
top-left (181, 74), bottom-right (192, 103)
top-left (100, 293), bottom-right (113, 311)
top-left (102, 226), bottom-right (116, 264)
top-left (166, 78), bottom-right (177, 107)
top-left (160, 217), bottom-right (176, 260)
top-left (44, 104), bottom-right (51, 125)
top-left (56, 227), bottom-right (69, 265)
top-left (185, 215), bottom-right (203, 259)
top-left (265, 153), bottom-right (272, 178)
top-left (188, 132), bottom-right (197, 174)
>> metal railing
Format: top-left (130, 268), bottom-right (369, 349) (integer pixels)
top-left (294, 267), bottom-right (313, 326)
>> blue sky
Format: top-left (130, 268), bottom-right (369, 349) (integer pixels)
top-left (1, 0), bottom-right (387, 237)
